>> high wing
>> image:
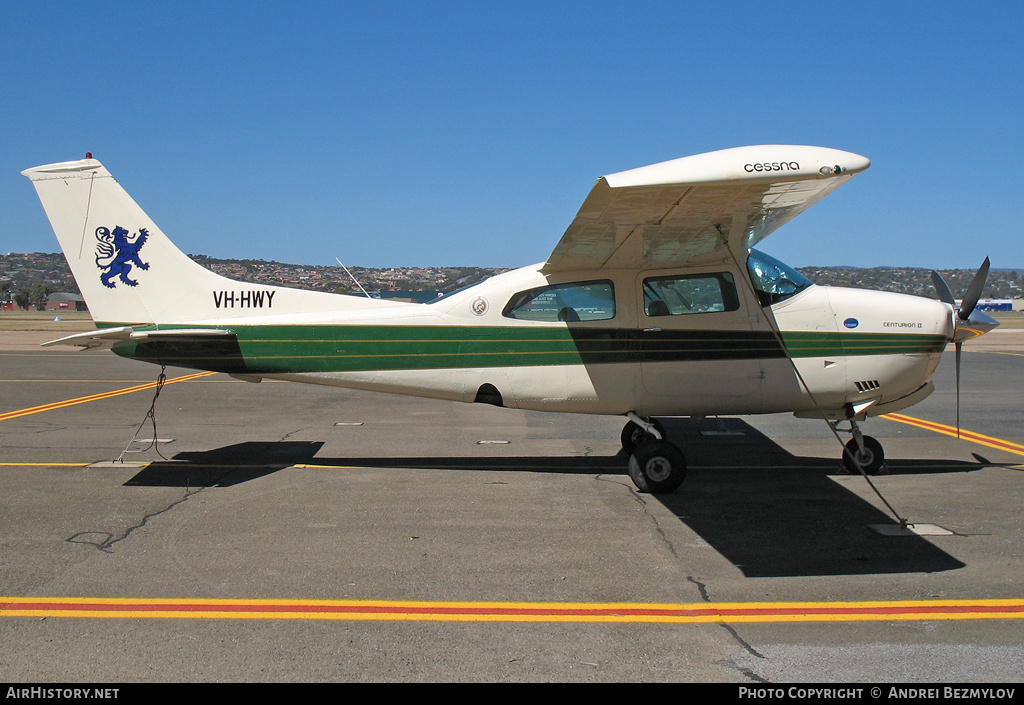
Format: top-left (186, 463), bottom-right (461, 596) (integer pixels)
top-left (544, 145), bottom-right (870, 272)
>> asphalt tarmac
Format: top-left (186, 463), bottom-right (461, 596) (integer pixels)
top-left (1, 330), bottom-right (1022, 683)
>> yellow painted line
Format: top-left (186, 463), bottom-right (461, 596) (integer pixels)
top-left (0, 379), bottom-right (252, 383)
top-left (0, 380), bottom-right (155, 383)
top-left (0, 371), bottom-right (216, 423)
top-left (0, 462), bottom-right (91, 467)
top-left (882, 413), bottom-right (1024, 458)
top-left (965, 349), bottom-right (1024, 358)
top-left (2, 596), bottom-right (1023, 623)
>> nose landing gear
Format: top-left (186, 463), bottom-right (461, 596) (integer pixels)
top-left (832, 418), bottom-right (886, 475)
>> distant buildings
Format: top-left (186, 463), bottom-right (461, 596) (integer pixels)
top-left (44, 293), bottom-right (87, 311)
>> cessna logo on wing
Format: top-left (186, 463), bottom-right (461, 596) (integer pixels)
top-left (95, 225), bottom-right (150, 288)
top-left (744, 161), bottom-right (800, 173)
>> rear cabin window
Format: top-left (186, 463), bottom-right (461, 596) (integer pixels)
top-left (643, 272), bottom-right (739, 316)
top-left (503, 280), bottom-right (616, 322)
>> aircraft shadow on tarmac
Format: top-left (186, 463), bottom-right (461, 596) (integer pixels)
top-left (122, 419), bottom-right (978, 577)
top-left (648, 422), bottom-right (971, 577)
top-left (123, 440), bottom-right (326, 488)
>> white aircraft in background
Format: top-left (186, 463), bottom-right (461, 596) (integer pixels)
top-left (22, 146), bottom-right (998, 493)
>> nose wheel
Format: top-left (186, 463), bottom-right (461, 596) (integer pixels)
top-left (842, 435), bottom-right (885, 475)
top-left (832, 418), bottom-right (886, 475)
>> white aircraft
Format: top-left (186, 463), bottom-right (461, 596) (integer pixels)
top-left (22, 146), bottom-right (998, 493)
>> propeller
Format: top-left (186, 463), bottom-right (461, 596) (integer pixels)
top-left (930, 258), bottom-right (1000, 436)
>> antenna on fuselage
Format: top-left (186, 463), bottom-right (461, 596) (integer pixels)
top-left (335, 257), bottom-right (371, 298)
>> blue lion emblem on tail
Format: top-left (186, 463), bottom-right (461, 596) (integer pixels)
top-left (95, 226), bottom-right (150, 288)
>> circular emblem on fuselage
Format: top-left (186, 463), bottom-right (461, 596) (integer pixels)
top-left (471, 296), bottom-right (489, 316)
top-left (844, 318), bottom-right (859, 329)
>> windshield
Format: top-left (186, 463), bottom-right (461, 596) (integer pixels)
top-left (746, 249), bottom-right (813, 306)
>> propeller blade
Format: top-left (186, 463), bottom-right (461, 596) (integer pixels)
top-left (938, 258), bottom-right (997, 439)
top-left (955, 341), bottom-right (962, 438)
top-left (959, 256), bottom-right (991, 320)
top-left (930, 270), bottom-right (956, 306)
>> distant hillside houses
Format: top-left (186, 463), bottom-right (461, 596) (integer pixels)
top-left (2, 252), bottom-right (1022, 310)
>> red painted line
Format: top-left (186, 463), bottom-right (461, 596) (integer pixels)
top-left (16, 603), bottom-right (1016, 617)
top-left (882, 412), bottom-right (1024, 456)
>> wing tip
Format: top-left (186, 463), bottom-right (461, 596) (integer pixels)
top-left (604, 145), bottom-right (869, 188)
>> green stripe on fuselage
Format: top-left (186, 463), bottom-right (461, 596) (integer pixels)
top-left (109, 324), bottom-right (948, 374)
top-left (780, 331), bottom-right (948, 357)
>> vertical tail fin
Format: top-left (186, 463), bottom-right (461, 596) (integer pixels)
top-left (22, 157), bottom-right (395, 324)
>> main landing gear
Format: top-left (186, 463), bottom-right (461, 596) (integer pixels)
top-left (619, 414), bottom-right (885, 491)
top-left (621, 414), bottom-right (687, 493)
top-left (831, 418), bottom-right (886, 475)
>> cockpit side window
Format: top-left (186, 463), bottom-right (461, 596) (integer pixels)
top-left (643, 272), bottom-right (739, 316)
top-left (503, 280), bottom-right (615, 322)
top-left (746, 249), bottom-right (813, 306)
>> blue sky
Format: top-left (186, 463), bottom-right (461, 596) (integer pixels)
top-left (2, 1), bottom-right (1021, 270)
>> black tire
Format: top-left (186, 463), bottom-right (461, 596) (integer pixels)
top-left (628, 439), bottom-right (687, 493)
top-left (842, 436), bottom-right (885, 475)
top-left (620, 418), bottom-right (666, 455)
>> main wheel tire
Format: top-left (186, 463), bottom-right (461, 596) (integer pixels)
top-left (620, 418), bottom-right (666, 455)
top-left (842, 436), bottom-right (885, 475)
top-left (628, 439), bottom-right (687, 494)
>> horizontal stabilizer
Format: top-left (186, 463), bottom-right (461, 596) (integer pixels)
top-left (130, 328), bottom-right (235, 342)
top-left (41, 327), bottom-right (134, 349)
top-left (43, 326), bottom-right (235, 349)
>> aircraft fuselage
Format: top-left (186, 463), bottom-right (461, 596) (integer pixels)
top-left (109, 257), bottom-right (952, 422)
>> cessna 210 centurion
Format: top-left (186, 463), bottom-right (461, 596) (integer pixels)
top-left (22, 145), bottom-right (998, 494)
